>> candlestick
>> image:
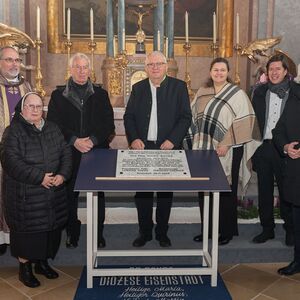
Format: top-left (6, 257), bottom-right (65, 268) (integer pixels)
top-left (236, 13), bottom-right (240, 45)
top-left (36, 6), bottom-right (40, 40)
top-left (122, 28), bottom-right (125, 52)
top-left (234, 43), bottom-right (242, 85)
top-left (90, 8), bottom-right (94, 41)
top-left (185, 11), bottom-right (189, 43)
top-left (88, 41), bottom-right (97, 82)
top-left (213, 12), bottom-right (216, 44)
top-left (157, 30), bottom-right (160, 51)
top-left (165, 37), bottom-right (168, 58)
top-left (183, 42), bottom-right (194, 100)
top-left (34, 39), bottom-right (46, 97)
top-left (67, 8), bottom-right (71, 40)
top-left (64, 40), bottom-right (73, 81)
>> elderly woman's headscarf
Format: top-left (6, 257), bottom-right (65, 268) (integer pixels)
top-left (14, 91), bottom-right (43, 114)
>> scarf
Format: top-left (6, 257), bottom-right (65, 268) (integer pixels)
top-left (268, 78), bottom-right (290, 99)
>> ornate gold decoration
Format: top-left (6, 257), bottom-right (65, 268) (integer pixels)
top-left (88, 41), bottom-right (97, 82)
top-left (241, 37), bottom-right (282, 62)
top-left (211, 42), bottom-right (219, 59)
top-left (108, 69), bottom-right (122, 96)
top-left (47, 0), bottom-right (233, 57)
top-left (183, 42), bottom-right (194, 100)
top-left (34, 39), bottom-right (46, 97)
top-left (0, 22), bottom-right (35, 49)
top-left (115, 51), bottom-right (129, 70)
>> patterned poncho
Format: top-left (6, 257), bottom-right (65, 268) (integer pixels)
top-left (188, 83), bottom-right (261, 191)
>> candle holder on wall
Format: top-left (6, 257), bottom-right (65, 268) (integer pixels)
top-left (234, 43), bottom-right (242, 85)
top-left (34, 39), bottom-right (46, 97)
top-left (211, 42), bottom-right (219, 59)
top-left (183, 42), bottom-right (194, 100)
top-left (88, 40), bottom-right (97, 83)
top-left (64, 40), bottom-right (73, 81)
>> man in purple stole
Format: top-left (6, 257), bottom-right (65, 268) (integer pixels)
top-left (0, 46), bottom-right (31, 255)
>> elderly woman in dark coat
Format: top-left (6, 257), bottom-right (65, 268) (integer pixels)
top-left (272, 83), bottom-right (300, 276)
top-left (0, 92), bottom-right (72, 288)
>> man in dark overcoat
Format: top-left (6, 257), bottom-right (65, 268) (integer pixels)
top-left (48, 53), bottom-right (115, 248)
top-left (272, 79), bottom-right (300, 275)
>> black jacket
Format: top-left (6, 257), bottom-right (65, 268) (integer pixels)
top-left (272, 82), bottom-right (300, 205)
top-left (1, 114), bottom-right (72, 233)
top-left (124, 76), bottom-right (192, 148)
top-left (47, 79), bottom-right (115, 171)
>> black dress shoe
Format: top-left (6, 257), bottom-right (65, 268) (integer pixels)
top-left (35, 260), bottom-right (59, 279)
top-left (0, 244), bottom-right (7, 255)
top-left (193, 234), bottom-right (212, 242)
top-left (132, 235), bottom-right (152, 247)
top-left (98, 236), bottom-right (106, 248)
top-left (66, 236), bottom-right (78, 249)
top-left (285, 232), bottom-right (295, 247)
top-left (218, 236), bottom-right (232, 245)
top-left (19, 261), bottom-right (40, 288)
top-left (252, 231), bottom-right (274, 243)
top-left (278, 261), bottom-right (300, 276)
top-left (156, 235), bottom-right (171, 247)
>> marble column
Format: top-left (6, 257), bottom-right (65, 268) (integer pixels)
top-left (166, 0), bottom-right (174, 58)
top-left (106, 0), bottom-right (114, 57)
top-left (153, 0), bottom-right (164, 52)
top-left (118, 0), bottom-right (125, 53)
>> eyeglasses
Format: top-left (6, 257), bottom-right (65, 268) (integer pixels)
top-left (72, 65), bottom-right (89, 71)
top-left (146, 62), bottom-right (166, 68)
top-left (1, 58), bottom-right (22, 64)
top-left (24, 104), bottom-right (43, 112)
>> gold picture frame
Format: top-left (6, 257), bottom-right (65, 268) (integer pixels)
top-left (47, 0), bottom-right (233, 57)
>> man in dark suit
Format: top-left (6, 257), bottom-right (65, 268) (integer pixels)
top-left (124, 51), bottom-right (191, 248)
top-left (252, 54), bottom-right (293, 245)
top-left (272, 80), bottom-right (300, 275)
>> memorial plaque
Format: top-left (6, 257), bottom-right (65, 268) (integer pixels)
top-left (116, 150), bottom-right (191, 178)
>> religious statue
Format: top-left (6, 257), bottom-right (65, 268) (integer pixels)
top-left (131, 9), bottom-right (150, 54)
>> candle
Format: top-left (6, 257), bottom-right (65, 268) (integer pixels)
top-left (157, 30), bottom-right (160, 51)
top-left (236, 13), bottom-right (240, 44)
top-left (122, 28), bottom-right (125, 51)
top-left (67, 8), bottom-right (71, 40)
top-left (90, 8), bottom-right (94, 41)
top-left (165, 37), bottom-right (168, 58)
top-left (213, 12), bottom-right (217, 44)
top-left (36, 6), bottom-right (40, 39)
top-left (113, 36), bottom-right (116, 57)
top-left (185, 11), bottom-right (189, 43)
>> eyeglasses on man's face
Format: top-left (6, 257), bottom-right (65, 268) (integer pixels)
top-left (146, 62), bottom-right (166, 68)
top-left (1, 57), bottom-right (23, 64)
top-left (72, 65), bottom-right (89, 71)
top-left (24, 104), bottom-right (43, 112)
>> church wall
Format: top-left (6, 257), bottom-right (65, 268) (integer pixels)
top-left (1, 0), bottom-right (299, 101)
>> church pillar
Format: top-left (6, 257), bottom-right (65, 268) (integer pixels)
top-left (117, 0), bottom-right (125, 53)
top-left (153, 0), bottom-right (164, 51)
top-left (106, 0), bottom-right (114, 57)
top-left (166, 0), bottom-right (174, 58)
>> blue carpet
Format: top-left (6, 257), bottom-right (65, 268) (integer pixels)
top-left (74, 266), bottom-right (232, 300)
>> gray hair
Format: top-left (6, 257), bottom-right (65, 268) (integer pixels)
top-left (0, 46), bottom-right (19, 59)
top-left (69, 53), bottom-right (90, 68)
top-left (145, 51), bottom-right (167, 66)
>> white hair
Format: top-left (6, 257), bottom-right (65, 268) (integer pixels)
top-left (69, 53), bottom-right (90, 68)
top-left (145, 51), bottom-right (167, 66)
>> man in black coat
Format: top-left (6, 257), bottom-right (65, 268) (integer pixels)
top-left (272, 80), bottom-right (300, 275)
top-left (48, 53), bottom-right (115, 249)
top-left (124, 51), bottom-right (192, 247)
top-left (252, 54), bottom-right (293, 245)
